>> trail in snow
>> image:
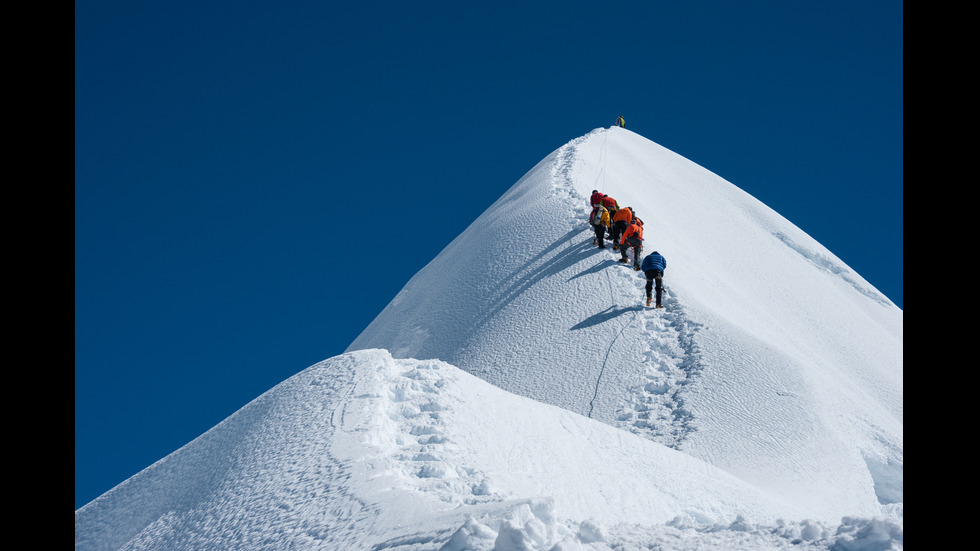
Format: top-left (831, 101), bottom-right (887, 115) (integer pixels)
top-left (548, 129), bottom-right (705, 450)
top-left (369, 358), bottom-right (500, 507)
top-left (77, 125), bottom-right (902, 550)
top-left (335, 351), bottom-right (868, 551)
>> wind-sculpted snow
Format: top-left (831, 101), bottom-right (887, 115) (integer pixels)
top-left (349, 127), bottom-right (902, 523)
top-left (614, 292), bottom-right (706, 448)
top-left (350, 131), bottom-right (711, 455)
top-left (773, 230), bottom-right (892, 306)
top-left (77, 128), bottom-right (902, 550)
top-left (76, 350), bottom-right (901, 550)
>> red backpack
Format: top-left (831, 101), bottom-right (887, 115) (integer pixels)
top-left (590, 190), bottom-right (605, 207)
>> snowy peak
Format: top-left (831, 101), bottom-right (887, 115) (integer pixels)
top-left (349, 127), bottom-right (902, 518)
top-left (76, 128), bottom-right (902, 550)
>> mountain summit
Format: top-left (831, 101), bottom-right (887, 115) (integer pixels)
top-left (350, 126), bottom-right (901, 514)
top-left (76, 128), bottom-right (903, 550)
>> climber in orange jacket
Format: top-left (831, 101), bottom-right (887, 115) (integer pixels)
top-left (610, 206), bottom-right (634, 250)
top-left (619, 218), bottom-right (644, 270)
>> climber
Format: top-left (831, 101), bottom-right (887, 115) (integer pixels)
top-left (600, 194), bottom-right (619, 240)
top-left (619, 218), bottom-right (644, 270)
top-left (589, 203), bottom-right (610, 249)
top-left (610, 206), bottom-right (634, 250)
top-left (641, 250), bottom-right (667, 308)
top-left (590, 190), bottom-right (605, 208)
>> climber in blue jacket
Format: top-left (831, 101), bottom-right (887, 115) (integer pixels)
top-left (641, 251), bottom-right (667, 308)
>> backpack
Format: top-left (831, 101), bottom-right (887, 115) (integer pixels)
top-left (590, 205), bottom-right (607, 226)
top-left (613, 207), bottom-right (632, 224)
top-left (590, 191), bottom-right (605, 207)
top-left (624, 224), bottom-right (643, 247)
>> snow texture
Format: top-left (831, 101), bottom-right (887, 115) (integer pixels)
top-left (76, 128), bottom-right (902, 550)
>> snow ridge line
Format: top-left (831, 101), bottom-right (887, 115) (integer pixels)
top-left (552, 128), bottom-right (706, 450)
top-left (548, 133), bottom-right (592, 208)
top-left (550, 131), bottom-right (636, 421)
top-left (592, 128), bottom-right (609, 192)
top-left (773, 231), bottom-right (892, 307)
top-left (310, 358), bottom-right (384, 547)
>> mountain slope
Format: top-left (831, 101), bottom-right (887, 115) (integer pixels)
top-left (78, 350), bottom-right (841, 550)
top-left (348, 127), bottom-right (902, 521)
top-left (76, 128), bottom-right (902, 550)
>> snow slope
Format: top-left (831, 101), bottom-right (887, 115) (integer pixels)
top-left (75, 128), bottom-right (902, 550)
top-left (349, 127), bottom-right (902, 519)
top-left (74, 350), bottom-right (901, 550)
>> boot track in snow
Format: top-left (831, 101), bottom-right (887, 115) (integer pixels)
top-left (551, 129), bottom-right (706, 450)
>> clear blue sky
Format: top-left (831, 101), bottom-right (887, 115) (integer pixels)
top-left (75, 1), bottom-right (903, 509)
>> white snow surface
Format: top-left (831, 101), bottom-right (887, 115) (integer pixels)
top-left (75, 128), bottom-right (903, 550)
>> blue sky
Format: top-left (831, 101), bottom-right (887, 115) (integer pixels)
top-left (75, 1), bottom-right (903, 509)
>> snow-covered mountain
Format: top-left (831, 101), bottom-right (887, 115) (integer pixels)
top-left (75, 128), bottom-right (903, 550)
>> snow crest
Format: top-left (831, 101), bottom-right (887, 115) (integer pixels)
top-left (78, 129), bottom-right (902, 550)
top-left (553, 132), bottom-right (709, 449)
